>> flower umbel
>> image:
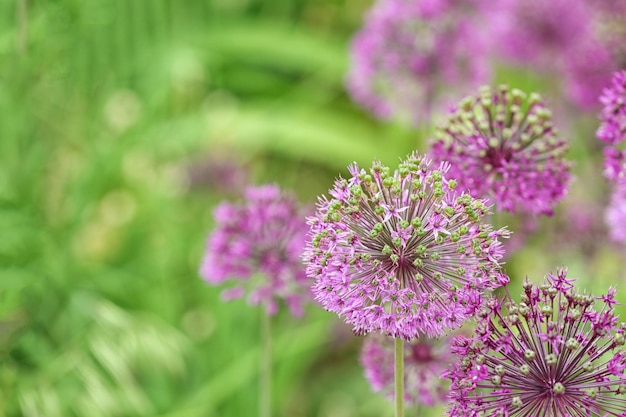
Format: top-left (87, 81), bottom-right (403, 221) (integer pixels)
top-left (598, 71), bottom-right (626, 184)
top-left (445, 269), bottom-right (626, 417)
top-left (199, 185), bottom-right (310, 316)
top-left (361, 333), bottom-right (458, 406)
top-left (598, 70), bottom-right (626, 148)
top-left (346, 0), bottom-right (489, 124)
top-left (430, 85), bottom-right (572, 215)
top-left (304, 152), bottom-right (509, 339)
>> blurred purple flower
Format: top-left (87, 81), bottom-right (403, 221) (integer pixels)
top-left (489, 0), bottom-right (590, 67)
top-left (598, 71), bottom-right (626, 244)
top-left (200, 185), bottom-right (310, 316)
top-left (186, 155), bottom-right (249, 195)
top-left (597, 70), bottom-right (626, 148)
top-left (565, 1), bottom-right (626, 109)
top-left (487, 0), bottom-right (625, 110)
top-left (606, 187), bottom-right (626, 244)
top-left (304, 152), bottom-right (509, 340)
top-left (564, 39), bottom-right (617, 111)
top-left (361, 333), bottom-right (458, 406)
top-left (346, 0), bottom-right (490, 124)
top-left (445, 269), bottom-right (626, 417)
top-left (430, 85), bottom-right (572, 215)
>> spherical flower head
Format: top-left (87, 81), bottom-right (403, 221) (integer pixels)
top-left (199, 185), bottom-right (310, 316)
top-left (361, 333), bottom-right (458, 406)
top-left (561, 2), bottom-right (626, 110)
top-left (445, 269), bottom-right (626, 417)
top-left (597, 71), bottom-right (626, 147)
top-left (304, 152), bottom-right (509, 340)
top-left (488, 0), bottom-right (591, 67)
top-left (563, 39), bottom-right (617, 111)
top-left (346, 0), bottom-right (490, 125)
top-left (430, 85), bottom-right (572, 215)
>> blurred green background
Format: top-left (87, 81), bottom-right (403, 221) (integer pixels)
top-left (1, 1), bottom-right (624, 416)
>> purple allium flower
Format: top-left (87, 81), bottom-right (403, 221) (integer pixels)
top-left (486, 0), bottom-right (625, 110)
top-left (200, 185), bottom-right (310, 316)
top-left (597, 71), bottom-right (626, 147)
top-left (604, 146), bottom-right (626, 185)
top-left (489, 0), bottom-right (591, 68)
top-left (430, 85), bottom-right (572, 215)
top-left (606, 188), bottom-right (626, 244)
top-left (552, 195), bottom-right (607, 259)
top-left (346, 0), bottom-right (490, 124)
top-left (561, 1), bottom-right (626, 110)
top-left (304, 152), bottom-right (509, 340)
top-left (361, 333), bottom-right (458, 406)
top-left (186, 153), bottom-right (249, 195)
top-left (564, 39), bottom-right (617, 111)
top-left (445, 269), bottom-right (626, 417)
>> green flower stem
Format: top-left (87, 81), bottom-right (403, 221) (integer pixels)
top-left (261, 310), bottom-right (272, 417)
top-left (395, 337), bottom-right (404, 417)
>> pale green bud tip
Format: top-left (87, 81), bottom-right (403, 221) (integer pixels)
top-left (553, 382), bottom-right (565, 395)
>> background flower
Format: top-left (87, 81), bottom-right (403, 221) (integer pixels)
top-left (597, 71), bottom-right (626, 150)
top-left (200, 185), bottom-right (310, 316)
top-left (346, 0), bottom-right (490, 124)
top-left (430, 85), bottom-right (572, 215)
top-left (361, 333), bottom-right (457, 406)
top-left (606, 187), bottom-right (626, 244)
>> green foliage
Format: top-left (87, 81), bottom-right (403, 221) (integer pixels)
top-left (0, 1), bottom-right (411, 415)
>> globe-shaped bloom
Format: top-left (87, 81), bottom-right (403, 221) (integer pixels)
top-left (304, 152), bottom-right (509, 340)
top-left (200, 185), bottom-right (310, 316)
top-left (488, 0), bottom-right (590, 67)
top-left (564, 2), bottom-right (626, 109)
top-left (445, 269), bottom-right (626, 417)
top-left (361, 333), bottom-right (458, 406)
top-left (485, 0), bottom-right (624, 110)
top-left (430, 85), bottom-right (572, 215)
top-left (346, 0), bottom-right (490, 125)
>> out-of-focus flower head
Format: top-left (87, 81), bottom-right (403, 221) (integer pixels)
top-left (346, 0), bottom-right (490, 125)
top-left (445, 269), bottom-right (626, 417)
top-left (200, 185), bottom-right (310, 316)
top-left (487, 0), bottom-right (625, 110)
top-left (565, 1), bottom-right (626, 109)
top-left (489, 0), bottom-right (591, 68)
top-left (361, 333), bottom-right (458, 406)
top-left (430, 85), bottom-right (572, 215)
top-left (564, 38), bottom-right (617, 111)
top-left (606, 186), bottom-right (626, 244)
top-left (186, 154), bottom-right (249, 195)
top-left (597, 71), bottom-right (626, 244)
top-left (597, 70), bottom-right (626, 148)
top-left (304, 151), bottom-right (509, 340)
top-left (551, 194), bottom-right (607, 258)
